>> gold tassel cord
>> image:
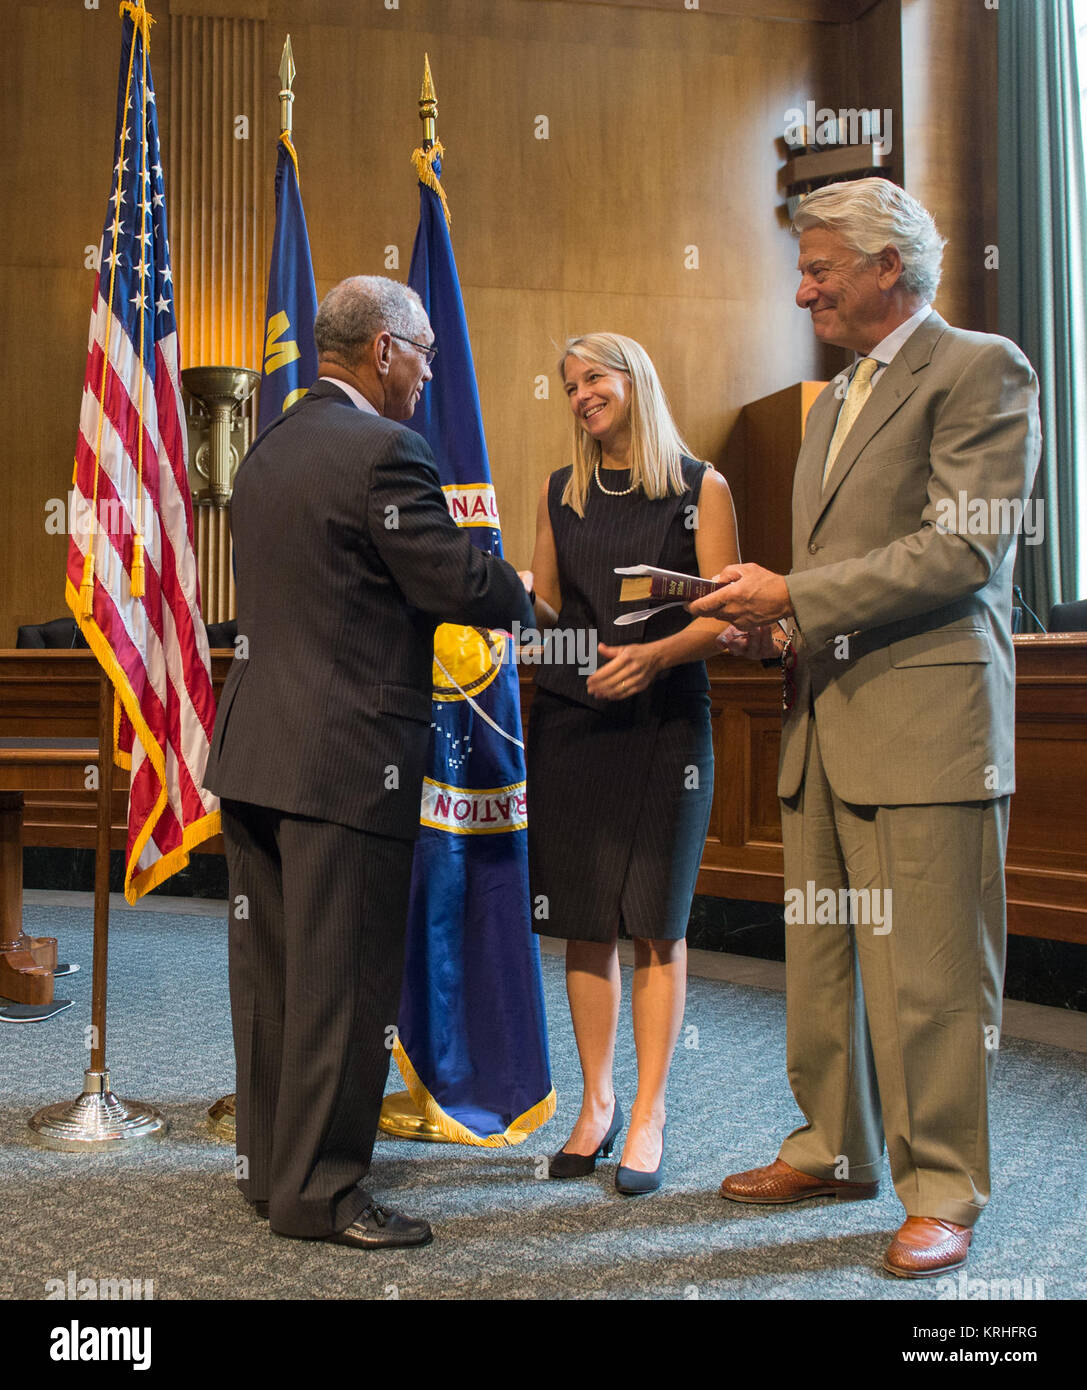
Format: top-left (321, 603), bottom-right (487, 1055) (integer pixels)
top-left (130, 534), bottom-right (145, 598)
top-left (77, 553), bottom-right (95, 621)
top-left (411, 140), bottom-right (451, 229)
top-left (130, 19), bottom-right (151, 603)
top-left (118, 1), bottom-right (155, 46)
top-left (280, 132), bottom-right (301, 184)
top-left (79, 5), bottom-right (145, 626)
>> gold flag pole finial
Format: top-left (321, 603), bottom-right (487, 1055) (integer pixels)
top-left (419, 52), bottom-right (437, 151)
top-left (278, 34), bottom-right (296, 138)
top-left (409, 52), bottom-right (450, 227)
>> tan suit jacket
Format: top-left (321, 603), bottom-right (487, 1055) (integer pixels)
top-left (781, 312), bottom-right (1041, 806)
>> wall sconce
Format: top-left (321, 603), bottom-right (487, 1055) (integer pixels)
top-left (182, 367), bottom-right (261, 507)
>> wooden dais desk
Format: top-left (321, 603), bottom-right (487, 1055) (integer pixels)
top-left (3, 642), bottom-right (1086, 948)
top-left (690, 634), bottom-right (1087, 945)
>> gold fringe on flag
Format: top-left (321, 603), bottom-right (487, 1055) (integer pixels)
top-left (280, 131), bottom-right (301, 183)
top-left (392, 1036), bottom-right (555, 1146)
top-left (411, 140), bottom-right (451, 229)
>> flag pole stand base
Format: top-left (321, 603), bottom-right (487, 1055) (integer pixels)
top-left (379, 1091), bottom-right (455, 1142)
top-left (207, 1093), bottom-right (236, 1142)
top-left (28, 1070), bottom-right (168, 1151)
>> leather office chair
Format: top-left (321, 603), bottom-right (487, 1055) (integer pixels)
top-left (1048, 600), bottom-right (1087, 633)
top-left (15, 618), bottom-right (88, 649)
top-left (204, 619), bottom-right (238, 648)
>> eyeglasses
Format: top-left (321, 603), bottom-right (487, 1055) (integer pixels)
top-left (390, 332), bottom-right (437, 365)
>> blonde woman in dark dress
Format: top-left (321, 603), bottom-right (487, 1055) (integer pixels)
top-left (524, 333), bottom-right (740, 1193)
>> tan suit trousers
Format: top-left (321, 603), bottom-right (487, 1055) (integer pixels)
top-left (777, 720), bottom-right (1009, 1228)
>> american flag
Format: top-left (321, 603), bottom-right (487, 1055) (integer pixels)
top-left (66, 1), bottom-right (219, 903)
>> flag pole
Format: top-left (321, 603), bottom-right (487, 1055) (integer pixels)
top-left (31, 0), bottom-right (182, 1150)
top-left (279, 33), bottom-right (296, 137)
top-left (208, 31), bottom-right (302, 1144)
top-left (29, 670), bottom-right (167, 1149)
top-left (378, 53), bottom-right (455, 1144)
top-left (419, 51), bottom-right (436, 151)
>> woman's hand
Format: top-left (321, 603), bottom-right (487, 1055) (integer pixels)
top-left (586, 641), bottom-right (663, 700)
top-left (717, 623), bottom-right (779, 660)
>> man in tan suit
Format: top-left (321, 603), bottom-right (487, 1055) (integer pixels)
top-left (691, 179), bottom-right (1040, 1277)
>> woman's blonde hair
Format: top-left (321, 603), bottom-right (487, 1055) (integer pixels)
top-left (558, 333), bottom-right (693, 517)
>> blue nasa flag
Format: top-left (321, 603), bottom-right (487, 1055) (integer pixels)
top-left (256, 135), bottom-right (318, 432)
top-left (392, 143), bottom-right (555, 1144)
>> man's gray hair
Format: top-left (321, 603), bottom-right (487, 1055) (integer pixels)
top-left (314, 276), bottom-right (427, 364)
top-left (792, 178), bottom-right (947, 303)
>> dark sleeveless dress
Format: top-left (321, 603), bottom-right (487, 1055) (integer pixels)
top-left (526, 457), bottom-right (714, 942)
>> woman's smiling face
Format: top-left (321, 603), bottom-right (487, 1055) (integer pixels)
top-left (563, 356), bottom-right (632, 453)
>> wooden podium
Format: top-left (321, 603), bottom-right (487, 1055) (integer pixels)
top-left (0, 790), bottom-right (58, 1004)
top-left (725, 381), bottom-right (826, 574)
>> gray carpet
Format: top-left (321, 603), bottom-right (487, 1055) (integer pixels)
top-left (3, 903), bottom-right (1084, 1301)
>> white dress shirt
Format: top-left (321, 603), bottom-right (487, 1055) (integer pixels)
top-left (864, 302), bottom-right (933, 385)
top-left (318, 375), bottom-right (379, 415)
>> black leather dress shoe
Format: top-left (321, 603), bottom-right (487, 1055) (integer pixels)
top-left (327, 1202), bottom-right (433, 1250)
top-left (251, 1200), bottom-right (269, 1219)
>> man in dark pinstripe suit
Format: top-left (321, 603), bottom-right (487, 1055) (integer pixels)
top-left (204, 276), bottom-right (534, 1249)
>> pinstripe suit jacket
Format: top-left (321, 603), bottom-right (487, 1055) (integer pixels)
top-left (781, 312), bottom-right (1041, 805)
top-left (203, 380), bottom-right (534, 840)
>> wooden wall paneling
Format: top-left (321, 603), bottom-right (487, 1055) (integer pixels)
top-left (840, 0), bottom-right (903, 187)
top-left (169, 0), bottom-right (268, 17)
top-left (272, 0), bottom-right (836, 567)
top-left (900, 0), bottom-right (999, 333)
top-left (3, 0), bottom-right (857, 640)
top-left (1, 4), bottom-right (123, 643)
top-left (783, 0), bottom-right (904, 386)
top-left (544, 0), bottom-right (877, 21)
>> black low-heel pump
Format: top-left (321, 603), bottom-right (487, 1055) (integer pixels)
top-left (548, 1101), bottom-right (625, 1179)
top-left (615, 1124), bottom-right (666, 1195)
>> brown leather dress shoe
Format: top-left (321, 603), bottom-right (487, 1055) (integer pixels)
top-left (719, 1157), bottom-right (879, 1204)
top-left (883, 1217), bottom-right (971, 1278)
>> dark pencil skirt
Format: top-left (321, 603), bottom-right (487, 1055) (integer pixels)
top-left (526, 686), bottom-right (714, 942)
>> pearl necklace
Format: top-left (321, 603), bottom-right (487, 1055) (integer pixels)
top-left (594, 462), bottom-right (635, 496)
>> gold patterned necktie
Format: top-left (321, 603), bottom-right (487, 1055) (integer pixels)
top-left (822, 356), bottom-right (879, 487)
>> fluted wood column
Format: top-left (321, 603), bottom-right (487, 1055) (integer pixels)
top-left (167, 4), bottom-right (268, 622)
top-left (193, 504), bottom-right (236, 625)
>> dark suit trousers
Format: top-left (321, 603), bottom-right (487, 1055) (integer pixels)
top-left (221, 800), bottom-right (413, 1238)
